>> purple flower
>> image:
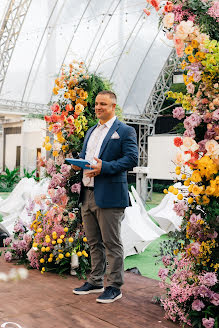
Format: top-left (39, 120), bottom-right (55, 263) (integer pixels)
top-left (173, 107), bottom-right (185, 120)
top-left (71, 183), bottom-right (81, 194)
top-left (191, 299), bottom-right (205, 311)
top-left (207, 231), bottom-right (218, 239)
top-left (4, 251), bottom-right (12, 262)
top-left (202, 318), bottom-right (215, 328)
top-left (198, 285), bottom-right (212, 298)
top-left (199, 272), bottom-right (218, 287)
top-left (210, 292), bottom-right (219, 306)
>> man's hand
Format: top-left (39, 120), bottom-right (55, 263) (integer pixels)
top-left (71, 165), bottom-right (81, 171)
top-left (85, 157), bottom-right (102, 178)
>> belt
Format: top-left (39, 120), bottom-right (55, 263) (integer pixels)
top-left (84, 186), bottom-right (94, 191)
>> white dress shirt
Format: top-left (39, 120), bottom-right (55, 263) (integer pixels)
top-left (83, 116), bottom-right (117, 187)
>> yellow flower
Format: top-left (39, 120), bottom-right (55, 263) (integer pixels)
top-left (188, 55), bottom-right (196, 63)
top-left (57, 239), bottom-right (62, 244)
top-left (60, 235), bottom-right (65, 239)
top-left (64, 92), bottom-right (70, 99)
top-left (41, 247), bottom-right (46, 252)
top-left (46, 247), bottom-right (50, 252)
top-left (45, 136), bottom-right (50, 143)
top-left (53, 86), bottom-right (59, 95)
top-left (65, 252), bottom-right (70, 257)
top-left (37, 228), bottom-right (42, 233)
top-left (64, 227), bottom-right (68, 232)
top-left (177, 194), bottom-right (183, 200)
top-left (181, 60), bottom-right (187, 70)
top-left (185, 45), bottom-right (193, 55)
top-left (173, 188), bottom-right (179, 195)
top-left (173, 249), bottom-right (179, 255)
top-left (192, 185), bottom-right (203, 195)
top-left (68, 237), bottom-right (74, 243)
top-left (58, 254), bottom-right (64, 259)
top-left (188, 197), bottom-right (194, 204)
top-left (168, 185), bottom-right (174, 192)
top-left (33, 242), bottom-right (38, 248)
top-left (184, 179), bottom-right (191, 187)
top-left (202, 195), bottom-right (210, 205)
top-left (45, 143), bottom-right (52, 151)
top-left (83, 237), bottom-right (88, 242)
top-left (75, 103), bottom-right (84, 115)
top-left (50, 253), bottom-right (54, 258)
top-left (191, 40), bottom-right (199, 48)
top-left (45, 238), bottom-right (51, 243)
top-left (188, 184), bottom-right (193, 192)
top-left (205, 186), bottom-right (215, 195)
top-left (62, 145), bottom-right (69, 152)
top-left (191, 171), bottom-right (202, 183)
top-left (181, 174), bottom-right (186, 180)
top-left (40, 258), bottom-right (45, 263)
top-left (163, 189), bottom-right (168, 194)
top-left (77, 251), bottom-right (82, 257)
top-left (42, 267), bottom-right (45, 272)
top-left (48, 125), bottom-right (53, 132)
top-left (48, 258), bottom-right (53, 262)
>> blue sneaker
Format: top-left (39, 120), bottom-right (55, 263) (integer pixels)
top-left (96, 286), bottom-right (122, 303)
top-left (73, 282), bottom-right (104, 295)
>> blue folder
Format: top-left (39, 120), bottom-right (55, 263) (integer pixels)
top-left (65, 158), bottom-right (93, 170)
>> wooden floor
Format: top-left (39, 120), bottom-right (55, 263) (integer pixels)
top-left (0, 254), bottom-right (179, 328)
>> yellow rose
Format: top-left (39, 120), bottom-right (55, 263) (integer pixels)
top-left (57, 239), bottom-right (62, 244)
top-left (45, 143), bottom-right (52, 151)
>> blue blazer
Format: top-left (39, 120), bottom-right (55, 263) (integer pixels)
top-left (79, 118), bottom-right (138, 208)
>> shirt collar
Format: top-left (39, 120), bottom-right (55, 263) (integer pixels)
top-left (98, 116), bottom-right (116, 129)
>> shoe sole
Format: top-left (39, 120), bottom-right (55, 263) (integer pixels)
top-left (96, 293), bottom-right (122, 303)
top-left (73, 287), bottom-right (104, 295)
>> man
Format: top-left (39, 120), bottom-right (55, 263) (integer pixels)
top-left (72, 90), bottom-right (138, 303)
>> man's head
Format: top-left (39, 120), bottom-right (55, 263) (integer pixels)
top-left (95, 91), bottom-right (117, 124)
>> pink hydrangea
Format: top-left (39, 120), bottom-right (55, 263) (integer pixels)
top-left (210, 292), bottom-right (219, 306)
top-left (173, 107), bottom-right (185, 120)
top-left (191, 299), bottom-right (205, 311)
top-left (202, 318), bottom-right (215, 328)
top-left (14, 221), bottom-right (25, 233)
top-left (208, 0), bottom-right (219, 22)
top-left (48, 173), bottom-right (66, 189)
top-left (4, 251), bottom-right (12, 262)
top-left (183, 128), bottom-right (196, 138)
top-left (184, 113), bottom-right (202, 129)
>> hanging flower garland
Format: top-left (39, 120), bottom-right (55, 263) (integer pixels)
top-left (143, 0), bottom-right (219, 327)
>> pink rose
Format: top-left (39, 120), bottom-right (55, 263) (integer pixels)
top-left (191, 299), bottom-right (205, 311)
top-left (202, 318), bottom-right (215, 328)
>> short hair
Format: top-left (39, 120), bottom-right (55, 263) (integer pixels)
top-left (97, 90), bottom-right (117, 104)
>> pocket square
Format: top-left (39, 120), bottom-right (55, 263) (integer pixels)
top-left (111, 131), bottom-right (120, 139)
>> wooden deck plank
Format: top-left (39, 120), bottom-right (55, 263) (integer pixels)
top-left (0, 252), bottom-right (179, 328)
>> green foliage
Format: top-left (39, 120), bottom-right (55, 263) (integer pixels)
top-left (0, 167), bottom-right (20, 191)
top-left (161, 83), bottom-right (187, 116)
top-left (23, 168), bottom-right (39, 181)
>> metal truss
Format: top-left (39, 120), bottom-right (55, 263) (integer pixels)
top-left (0, 0), bottom-right (32, 94)
top-left (0, 98), bottom-right (49, 115)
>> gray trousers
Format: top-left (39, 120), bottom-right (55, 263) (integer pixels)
top-left (81, 189), bottom-right (125, 289)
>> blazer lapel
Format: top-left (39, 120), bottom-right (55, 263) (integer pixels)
top-left (99, 118), bottom-right (120, 158)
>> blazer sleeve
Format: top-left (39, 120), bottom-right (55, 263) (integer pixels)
top-left (101, 126), bottom-right (138, 175)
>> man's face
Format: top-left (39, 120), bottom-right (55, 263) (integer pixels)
top-left (95, 94), bottom-right (116, 123)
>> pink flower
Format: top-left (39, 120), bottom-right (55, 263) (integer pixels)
top-left (4, 251), bottom-right (12, 262)
top-left (210, 292), bottom-right (219, 306)
top-left (52, 123), bottom-right (62, 134)
top-left (162, 255), bottom-right (171, 266)
top-left (175, 20), bottom-right (194, 40)
top-left (60, 164), bottom-right (71, 177)
top-left (208, 1), bottom-right (219, 22)
top-left (202, 318), bottom-right (215, 328)
top-left (163, 13), bottom-right (175, 28)
top-left (183, 128), bottom-right (196, 138)
top-left (51, 103), bottom-right (61, 113)
top-left (198, 285), bottom-right (211, 298)
top-left (158, 268), bottom-right (169, 280)
top-left (184, 113), bottom-right (202, 129)
top-left (71, 183), bottom-right (81, 194)
top-left (190, 242), bottom-right (201, 257)
top-left (191, 299), bottom-right (205, 311)
top-left (173, 201), bottom-right (188, 217)
top-left (187, 83), bottom-right (195, 94)
top-left (212, 109), bottom-right (219, 121)
top-left (143, 8), bottom-right (151, 16)
top-left (4, 237), bottom-right (12, 246)
top-left (14, 222), bottom-right (25, 233)
top-left (166, 32), bottom-right (173, 40)
top-left (172, 107), bottom-right (185, 120)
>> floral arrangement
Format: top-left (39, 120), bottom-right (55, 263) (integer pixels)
top-left (143, 0), bottom-right (219, 327)
top-left (4, 61), bottom-right (118, 278)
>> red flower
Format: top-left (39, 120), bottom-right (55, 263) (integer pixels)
top-left (174, 137), bottom-right (183, 147)
top-left (44, 115), bottom-right (51, 122)
top-left (143, 8), bottom-right (151, 15)
top-left (66, 104), bottom-right (73, 112)
top-left (164, 1), bottom-right (173, 12)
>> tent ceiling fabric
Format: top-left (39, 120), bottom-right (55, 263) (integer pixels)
top-left (0, 0), bottom-right (172, 116)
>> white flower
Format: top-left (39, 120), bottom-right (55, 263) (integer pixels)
top-left (0, 272), bottom-right (8, 282)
